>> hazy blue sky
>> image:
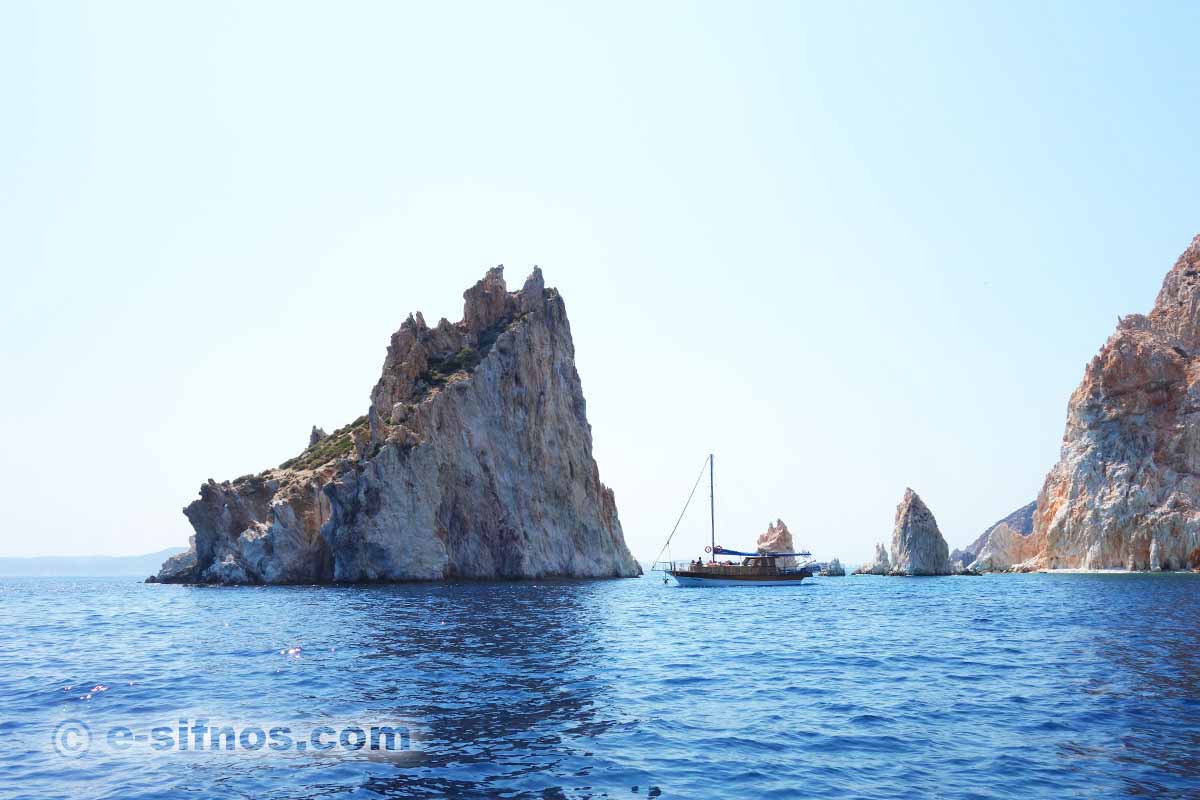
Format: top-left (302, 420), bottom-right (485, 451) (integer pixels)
top-left (3, 1), bottom-right (1199, 562)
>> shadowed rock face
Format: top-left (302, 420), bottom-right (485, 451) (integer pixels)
top-left (1031, 235), bottom-right (1200, 571)
top-left (153, 267), bottom-right (640, 584)
top-left (888, 488), bottom-right (952, 576)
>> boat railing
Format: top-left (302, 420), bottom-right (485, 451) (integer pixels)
top-left (656, 560), bottom-right (817, 577)
top-left (657, 563), bottom-right (816, 575)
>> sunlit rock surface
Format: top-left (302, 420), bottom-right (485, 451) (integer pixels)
top-left (1031, 236), bottom-right (1200, 570)
top-left (153, 267), bottom-right (639, 584)
top-left (951, 501), bottom-right (1036, 569)
top-left (969, 523), bottom-right (1042, 573)
top-left (756, 519), bottom-right (798, 567)
top-left (854, 543), bottom-right (891, 575)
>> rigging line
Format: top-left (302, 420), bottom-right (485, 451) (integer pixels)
top-left (646, 454), bottom-right (712, 569)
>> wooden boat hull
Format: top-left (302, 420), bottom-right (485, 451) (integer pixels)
top-left (668, 571), bottom-right (809, 587)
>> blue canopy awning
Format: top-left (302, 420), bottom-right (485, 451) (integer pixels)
top-left (712, 546), bottom-right (812, 558)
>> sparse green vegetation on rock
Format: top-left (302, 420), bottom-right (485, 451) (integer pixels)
top-left (279, 415), bottom-right (368, 471)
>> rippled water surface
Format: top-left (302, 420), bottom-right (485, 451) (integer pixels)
top-left (2, 573), bottom-right (1199, 799)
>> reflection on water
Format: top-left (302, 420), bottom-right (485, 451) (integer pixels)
top-left (1, 573), bottom-right (1199, 799)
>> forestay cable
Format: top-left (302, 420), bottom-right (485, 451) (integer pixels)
top-left (646, 455), bottom-right (711, 570)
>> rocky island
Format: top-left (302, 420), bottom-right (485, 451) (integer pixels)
top-left (152, 267), bottom-right (640, 584)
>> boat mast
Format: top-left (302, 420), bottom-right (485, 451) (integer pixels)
top-left (709, 453), bottom-right (715, 563)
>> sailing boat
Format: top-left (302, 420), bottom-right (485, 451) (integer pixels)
top-left (656, 454), bottom-right (816, 587)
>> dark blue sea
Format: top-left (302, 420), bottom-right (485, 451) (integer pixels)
top-left (2, 573), bottom-right (1199, 799)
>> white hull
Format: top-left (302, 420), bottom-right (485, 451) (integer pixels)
top-left (670, 575), bottom-right (808, 587)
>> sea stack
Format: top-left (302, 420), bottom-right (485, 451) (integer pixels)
top-left (756, 519), bottom-right (797, 567)
top-left (819, 558), bottom-right (846, 576)
top-left (1032, 235), bottom-right (1200, 570)
top-left (888, 488), bottom-right (952, 576)
top-left (153, 267), bottom-right (640, 584)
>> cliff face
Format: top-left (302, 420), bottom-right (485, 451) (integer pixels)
top-left (756, 519), bottom-right (797, 567)
top-left (889, 489), bottom-right (952, 576)
top-left (1032, 236), bottom-right (1200, 570)
top-left (154, 267), bottom-right (640, 584)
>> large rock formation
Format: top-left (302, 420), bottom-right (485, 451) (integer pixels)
top-left (888, 488), bottom-right (952, 576)
top-left (756, 518), bottom-right (798, 567)
top-left (1031, 236), bottom-right (1200, 570)
top-left (152, 267), bottom-right (640, 584)
top-left (951, 500), bottom-right (1036, 570)
top-left (853, 543), bottom-right (891, 575)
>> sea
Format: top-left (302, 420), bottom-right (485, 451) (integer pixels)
top-left (1, 572), bottom-right (1198, 799)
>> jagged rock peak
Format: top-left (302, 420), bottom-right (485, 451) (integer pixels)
top-left (756, 518), bottom-right (797, 567)
top-left (854, 543), bottom-right (890, 575)
top-left (463, 265), bottom-right (515, 334)
top-left (309, 426), bottom-right (328, 447)
top-left (1149, 233), bottom-right (1200, 345)
top-left (152, 266), bottom-right (638, 585)
top-left (819, 558), bottom-right (846, 577)
top-left (889, 488), bottom-right (952, 576)
top-left (367, 266), bottom-right (558, 432)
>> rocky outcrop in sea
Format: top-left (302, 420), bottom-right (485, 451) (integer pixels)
top-left (152, 267), bottom-right (640, 584)
top-left (853, 543), bottom-right (891, 575)
top-left (888, 488), bottom-right (952, 576)
top-left (819, 558), bottom-right (846, 577)
top-left (756, 519), bottom-right (798, 567)
top-left (1031, 235), bottom-right (1200, 571)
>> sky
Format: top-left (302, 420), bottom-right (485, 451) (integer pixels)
top-left (2, 1), bottom-right (1199, 562)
